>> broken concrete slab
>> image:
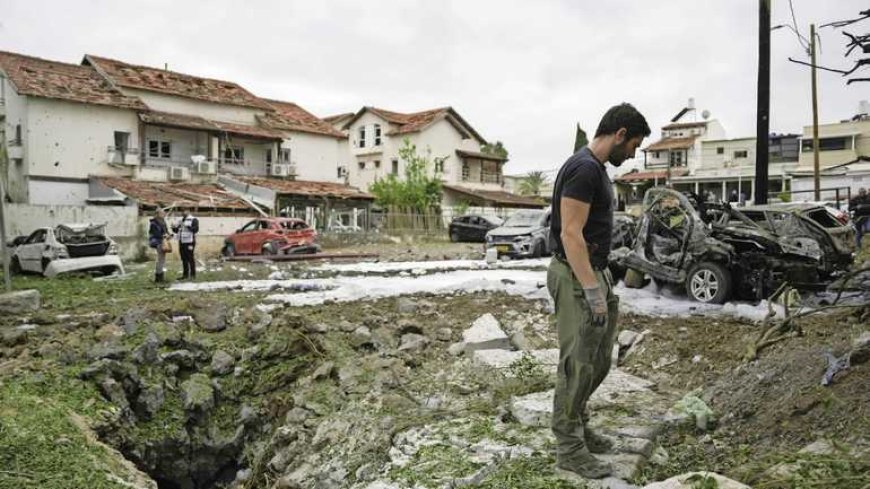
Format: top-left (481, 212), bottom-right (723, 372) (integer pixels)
top-left (0, 289), bottom-right (41, 315)
top-left (600, 453), bottom-right (646, 480)
top-left (461, 313), bottom-right (510, 352)
top-left (642, 472), bottom-right (750, 489)
top-left (618, 330), bottom-right (640, 348)
top-left (472, 348), bottom-right (559, 373)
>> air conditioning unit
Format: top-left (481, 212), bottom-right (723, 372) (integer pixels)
top-left (338, 167), bottom-right (348, 177)
top-left (195, 160), bottom-right (216, 174)
top-left (271, 163), bottom-right (296, 177)
top-left (169, 166), bottom-right (191, 181)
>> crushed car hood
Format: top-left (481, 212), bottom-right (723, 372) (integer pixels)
top-left (487, 226), bottom-right (542, 238)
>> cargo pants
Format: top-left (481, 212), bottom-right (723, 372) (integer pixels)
top-left (547, 257), bottom-right (619, 459)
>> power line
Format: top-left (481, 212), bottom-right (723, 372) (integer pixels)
top-left (788, 0), bottom-right (811, 53)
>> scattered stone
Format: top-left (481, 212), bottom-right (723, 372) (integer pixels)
top-left (306, 322), bottom-right (329, 334)
top-left (210, 350), bottom-right (235, 376)
top-left (285, 407), bottom-right (312, 424)
top-left (396, 297), bottom-right (418, 314)
top-left (132, 333), bottom-right (160, 365)
top-left (849, 331), bottom-right (870, 365)
top-left (434, 327), bottom-right (453, 342)
top-left (161, 349), bottom-right (197, 368)
top-left (137, 383), bottom-right (165, 417)
top-left (642, 472), bottom-right (750, 489)
top-left (351, 326), bottom-right (373, 348)
top-left (462, 314), bottom-right (510, 352)
top-left (447, 342), bottom-right (466, 357)
top-left (193, 304), bottom-right (228, 332)
top-left (1, 329), bottom-right (27, 347)
top-left (338, 321), bottom-right (358, 333)
top-left (181, 374), bottom-right (215, 412)
top-left (89, 343), bottom-right (129, 361)
top-left (0, 290), bottom-right (41, 315)
top-left (239, 405), bottom-right (258, 425)
top-left (311, 361), bottom-right (335, 381)
top-left (95, 323), bottom-right (124, 342)
top-left (510, 331), bottom-right (531, 351)
top-left (649, 446), bottom-right (670, 466)
top-left (248, 313), bottom-right (273, 337)
top-left (398, 333), bottom-right (430, 352)
top-left (600, 453), bottom-right (646, 480)
top-left (121, 308), bottom-right (149, 334)
top-left (618, 330), bottom-right (640, 348)
top-left (472, 348), bottom-right (559, 374)
top-left (652, 355), bottom-right (678, 370)
top-left (799, 439), bottom-right (836, 456)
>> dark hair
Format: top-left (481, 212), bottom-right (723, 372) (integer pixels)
top-left (594, 103), bottom-right (651, 140)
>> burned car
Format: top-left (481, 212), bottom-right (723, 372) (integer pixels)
top-left (611, 188), bottom-right (839, 304)
top-left (8, 223), bottom-right (124, 277)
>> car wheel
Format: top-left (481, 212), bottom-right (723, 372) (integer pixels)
top-left (532, 240), bottom-right (544, 258)
top-left (685, 261), bottom-right (732, 304)
top-left (450, 230), bottom-right (460, 242)
top-left (10, 256), bottom-right (22, 275)
top-left (222, 243), bottom-right (236, 258)
top-left (262, 242), bottom-right (278, 255)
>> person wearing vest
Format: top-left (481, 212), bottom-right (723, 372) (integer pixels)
top-left (173, 208), bottom-right (199, 280)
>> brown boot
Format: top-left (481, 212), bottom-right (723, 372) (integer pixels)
top-left (555, 451), bottom-right (613, 479)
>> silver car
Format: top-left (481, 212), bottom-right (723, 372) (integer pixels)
top-left (485, 209), bottom-right (551, 259)
top-left (8, 223), bottom-right (124, 277)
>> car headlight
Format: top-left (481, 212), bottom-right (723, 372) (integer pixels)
top-left (513, 234), bottom-right (532, 242)
top-left (108, 242), bottom-right (119, 255)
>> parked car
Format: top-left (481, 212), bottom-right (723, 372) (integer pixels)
top-left (485, 209), bottom-right (550, 258)
top-left (449, 215), bottom-right (504, 242)
top-left (8, 223), bottom-right (124, 277)
top-left (222, 218), bottom-right (320, 257)
top-left (612, 188), bottom-right (836, 304)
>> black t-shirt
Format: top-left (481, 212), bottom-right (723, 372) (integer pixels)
top-left (549, 147), bottom-right (614, 269)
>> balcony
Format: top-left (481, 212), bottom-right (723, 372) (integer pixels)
top-left (106, 146), bottom-right (141, 166)
top-left (462, 170), bottom-right (503, 185)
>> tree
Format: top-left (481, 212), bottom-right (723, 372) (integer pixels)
top-left (369, 138), bottom-right (443, 213)
top-left (518, 171), bottom-right (548, 197)
top-left (481, 141), bottom-right (509, 159)
top-left (574, 124), bottom-right (588, 152)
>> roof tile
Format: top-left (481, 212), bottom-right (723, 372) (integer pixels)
top-left (259, 99), bottom-right (346, 138)
top-left (0, 50), bottom-right (146, 110)
top-left (99, 177), bottom-right (252, 211)
top-left (236, 176), bottom-right (374, 201)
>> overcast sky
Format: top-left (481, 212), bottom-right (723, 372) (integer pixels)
top-left (2, 0), bottom-right (868, 176)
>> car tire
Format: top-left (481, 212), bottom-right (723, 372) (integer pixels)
top-left (532, 239), bottom-right (544, 258)
top-left (222, 243), bottom-right (236, 258)
top-left (450, 230), bottom-right (460, 243)
top-left (685, 261), bottom-right (732, 304)
top-left (262, 242), bottom-right (278, 255)
top-left (10, 256), bottom-right (22, 275)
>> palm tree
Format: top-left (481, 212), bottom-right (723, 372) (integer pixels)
top-left (518, 171), bottom-right (547, 196)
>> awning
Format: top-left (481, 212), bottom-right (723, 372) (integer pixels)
top-left (442, 184), bottom-right (545, 208)
top-left (614, 169), bottom-right (687, 183)
top-left (139, 111), bottom-right (284, 140)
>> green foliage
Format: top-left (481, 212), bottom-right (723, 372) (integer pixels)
top-left (369, 139), bottom-right (444, 213)
top-left (508, 351), bottom-right (547, 379)
top-left (777, 191), bottom-right (792, 203)
top-left (481, 141), bottom-right (509, 159)
top-left (518, 171), bottom-right (548, 197)
top-left (574, 124), bottom-right (589, 152)
top-left (453, 200), bottom-right (471, 217)
top-left (475, 455), bottom-right (581, 489)
top-left (687, 474), bottom-right (720, 489)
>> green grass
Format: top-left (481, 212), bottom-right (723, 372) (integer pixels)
top-left (0, 371), bottom-right (130, 489)
top-left (389, 444), bottom-right (483, 488)
top-left (474, 454), bottom-right (584, 489)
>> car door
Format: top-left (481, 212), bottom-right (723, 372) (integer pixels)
top-left (451, 217), bottom-right (469, 241)
top-left (468, 217), bottom-right (487, 241)
top-left (17, 229), bottom-right (47, 272)
top-left (235, 220), bottom-right (259, 254)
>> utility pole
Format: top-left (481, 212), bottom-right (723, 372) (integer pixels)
top-left (810, 23), bottom-right (821, 201)
top-left (0, 153), bottom-right (10, 292)
top-left (755, 0), bottom-right (771, 205)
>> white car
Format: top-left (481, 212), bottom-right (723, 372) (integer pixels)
top-left (8, 223), bottom-right (124, 277)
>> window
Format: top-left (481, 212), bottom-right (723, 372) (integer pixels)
top-left (280, 148), bottom-right (291, 163)
top-left (801, 137), bottom-right (852, 152)
top-left (358, 126), bottom-right (366, 148)
top-left (337, 166), bottom-right (347, 178)
top-left (669, 150), bottom-right (683, 166)
top-left (653, 151), bottom-right (660, 159)
top-left (266, 149), bottom-right (273, 163)
top-left (374, 160), bottom-right (381, 169)
top-left (11, 124), bottom-right (22, 145)
top-left (374, 124), bottom-right (382, 146)
top-left (223, 146), bottom-right (244, 163)
top-left (716, 147), bottom-right (724, 155)
top-left (391, 159), bottom-right (399, 175)
top-left (462, 162), bottom-right (470, 180)
top-left (435, 159), bottom-right (444, 173)
top-left (26, 229), bottom-right (47, 244)
top-left (114, 131), bottom-right (130, 151)
top-left (734, 150), bottom-right (748, 159)
top-left (358, 161), bottom-right (366, 170)
top-left (148, 139), bottom-right (171, 159)
top-left (240, 220), bottom-right (259, 233)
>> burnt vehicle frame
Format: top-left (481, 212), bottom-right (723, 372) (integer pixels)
top-left (612, 188), bottom-right (835, 304)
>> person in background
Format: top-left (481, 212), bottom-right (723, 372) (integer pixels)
top-left (173, 207), bottom-right (199, 280)
top-left (148, 208), bottom-right (170, 283)
top-left (851, 187), bottom-right (869, 248)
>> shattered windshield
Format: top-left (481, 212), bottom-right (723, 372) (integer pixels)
top-left (503, 210), bottom-right (543, 227)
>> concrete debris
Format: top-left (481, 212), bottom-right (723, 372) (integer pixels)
top-left (642, 472), bottom-right (751, 489)
top-left (0, 289), bottom-right (41, 315)
top-left (849, 331), bottom-right (870, 365)
top-left (461, 313), bottom-right (511, 352)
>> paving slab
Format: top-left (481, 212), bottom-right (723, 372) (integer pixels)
top-left (461, 313), bottom-right (511, 352)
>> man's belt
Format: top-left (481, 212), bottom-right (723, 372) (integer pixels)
top-left (553, 252), bottom-right (608, 271)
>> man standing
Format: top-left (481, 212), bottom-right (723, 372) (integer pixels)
top-left (548, 103), bottom-right (650, 479)
top-left (851, 187), bottom-right (869, 248)
top-left (174, 207), bottom-right (199, 280)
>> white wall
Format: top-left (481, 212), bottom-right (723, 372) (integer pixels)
top-left (123, 88), bottom-right (263, 125)
top-left (285, 131), bottom-right (343, 182)
top-left (28, 180), bottom-right (90, 206)
top-left (143, 125), bottom-right (209, 165)
top-left (25, 97), bottom-right (138, 180)
top-left (700, 138), bottom-right (756, 171)
top-left (4, 203), bottom-right (139, 238)
top-left (1, 77), bottom-right (29, 202)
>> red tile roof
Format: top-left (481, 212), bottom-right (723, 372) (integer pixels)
top-left (84, 54), bottom-right (272, 110)
top-left (322, 112), bottom-right (355, 124)
top-left (236, 176), bottom-right (374, 201)
top-left (0, 50), bottom-right (146, 110)
top-left (259, 99), bottom-right (346, 138)
top-left (98, 177), bottom-right (253, 211)
top-left (442, 185), bottom-right (545, 208)
top-left (644, 136), bottom-right (698, 151)
top-left (212, 121), bottom-right (284, 140)
top-left (345, 106), bottom-right (486, 143)
top-left (139, 111), bottom-right (283, 140)
top-left (614, 169), bottom-right (688, 182)
top-left (662, 121), bottom-right (708, 130)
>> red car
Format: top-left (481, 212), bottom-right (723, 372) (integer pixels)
top-left (222, 218), bottom-right (320, 257)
